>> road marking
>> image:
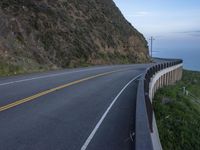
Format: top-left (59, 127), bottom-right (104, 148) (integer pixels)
top-left (0, 70), bottom-right (125, 112)
top-left (81, 74), bottom-right (142, 150)
top-left (0, 67), bottom-right (113, 86)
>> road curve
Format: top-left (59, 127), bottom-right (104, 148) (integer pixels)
top-left (0, 64), bottom-right (150, 150)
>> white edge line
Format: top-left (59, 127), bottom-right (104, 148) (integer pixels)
top-left (0, 67), bottom-right (112, 86)
top-left (81, 73), bottom-right (143, 150)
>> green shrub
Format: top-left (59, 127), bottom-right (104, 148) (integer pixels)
top-left (153, 70), bottom-right (200, 150)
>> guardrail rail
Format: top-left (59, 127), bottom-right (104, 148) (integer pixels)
top-left (135, 59), bottom-right (183, 150)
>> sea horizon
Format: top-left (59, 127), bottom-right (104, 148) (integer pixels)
top-left (153, 47), bottom-right (200, 72)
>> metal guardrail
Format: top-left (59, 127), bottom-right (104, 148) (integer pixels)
top-left (135, 59), bottom-right (183, 150)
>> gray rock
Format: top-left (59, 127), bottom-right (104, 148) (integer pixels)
top-left (161, 97), bottom-right (173, 104)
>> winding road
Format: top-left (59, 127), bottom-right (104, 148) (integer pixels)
top-left (0, 64), bottom-right (150, 150)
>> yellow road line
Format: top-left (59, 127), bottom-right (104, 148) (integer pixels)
top-left (0, 70), bottom-right (122, 112)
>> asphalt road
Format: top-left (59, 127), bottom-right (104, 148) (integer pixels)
top-left (0, 64), bottom-right (150, 150)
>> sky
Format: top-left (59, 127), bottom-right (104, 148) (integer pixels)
top-left (113, 0), bottom-right (200, 37)
top-left (113, 0), bottom-right (200, 71)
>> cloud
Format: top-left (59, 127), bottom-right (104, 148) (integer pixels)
top-left (128, 11), bottom-right (151, 17)
top-left (190, 33), bottom-right (200, 37)
top-left (135, 11), bottom-right (150, 16)
top-left (176, 30), bottom-right (200, 33)
top-left (174, 30), bottom-right (200, 37)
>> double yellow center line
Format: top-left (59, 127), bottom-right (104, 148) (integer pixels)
top-left (0, 69), bottom-right (123, 112)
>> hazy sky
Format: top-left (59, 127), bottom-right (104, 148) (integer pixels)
top-left (113, 0), bottom-right (200, 37)
top-left (113, 0), bottom-right (200, 71)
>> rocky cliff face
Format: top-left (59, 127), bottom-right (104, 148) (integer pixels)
top-left (0, 0), bottom-right (149, 75)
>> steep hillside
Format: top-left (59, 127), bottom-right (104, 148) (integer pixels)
top-left (0, 0), bottom-right (149, 75)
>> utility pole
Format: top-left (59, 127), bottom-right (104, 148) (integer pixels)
top-left (149, 36), bottom-right (155, 58)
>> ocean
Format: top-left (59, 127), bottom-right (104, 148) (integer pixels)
top-left (151, 35), bottom-right (200, 71)
top-left (153, 48), bottom-right (200, 71)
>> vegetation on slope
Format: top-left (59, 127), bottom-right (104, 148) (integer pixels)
top-left (153, 70), bottom-right (200, 150)
top-left (0, 0), bottom-right (149, 76)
